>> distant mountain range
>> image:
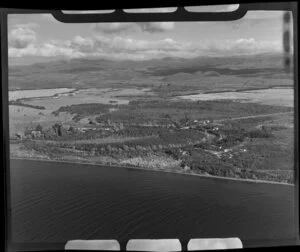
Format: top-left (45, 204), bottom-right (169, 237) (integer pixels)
top-left (9, 52), bottom-right (290, 70)
top-left (8, 53), bottom-right (293, 90)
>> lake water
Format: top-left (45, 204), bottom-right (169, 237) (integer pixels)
top-left (18, 88), bottom-right (153, 110)
top-left (9, 159), bottom-right (296, 250)
top-left (9, 88), bottom-right (75, 102)
top-left (179, 88), bottom-right (294, 107)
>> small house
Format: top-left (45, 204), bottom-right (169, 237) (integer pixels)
top-left (31, 130), bottom-right (42, 139)
top-left (15, 132), bottom-right (25, 140)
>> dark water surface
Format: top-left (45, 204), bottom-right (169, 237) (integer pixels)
top-left (9, 159), bottom-right (296, 249)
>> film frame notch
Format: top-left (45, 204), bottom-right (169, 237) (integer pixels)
top-left (283, 11), bottom-right (292, 73)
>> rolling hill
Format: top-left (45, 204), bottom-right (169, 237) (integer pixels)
top-left (8, 53), bottom-right (293, 90)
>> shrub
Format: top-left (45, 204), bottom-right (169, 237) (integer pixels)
top-left (244, 129), bottom-right (273, 138)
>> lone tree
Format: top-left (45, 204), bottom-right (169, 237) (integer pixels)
top-left (52, 123), bottom-right (62, 136)
top-left (35, 124), bottom-right (43, 132)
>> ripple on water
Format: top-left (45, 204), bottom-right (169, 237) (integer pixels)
top-left (10, 159), bottom-right (295, 245)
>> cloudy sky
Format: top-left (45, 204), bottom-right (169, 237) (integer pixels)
top-left (7, 5), bottom-right (291, 64)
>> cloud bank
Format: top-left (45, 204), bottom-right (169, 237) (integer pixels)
top-left (92, 22), bottom-right (175, 34)
top-left (8, 26), bottom-right (37, 49)
top-left (8, 20), bottom-right (283, 61)
top-left (9, 33), bottom-right (282, 60)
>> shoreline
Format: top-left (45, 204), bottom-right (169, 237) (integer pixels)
top-left (8, 88), bottom-right (77, 103)
top-left (201, 85), bottom-right (293, 94)
top-left (9, 85), bottom-right (293, 100)
top-left (10, 156), bottom-right (295, 186)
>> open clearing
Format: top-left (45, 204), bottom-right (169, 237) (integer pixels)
top-left (9, 105), bottom-right (73, 135)
top-left (9, 88), bottom-right (154, 135)
top-left (41, 135), bottom-right (156, 145)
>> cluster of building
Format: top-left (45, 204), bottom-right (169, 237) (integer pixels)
top-left (180, 119), bottom-right (222, 132)
top-left (11, 120), bottom-right (119, 141)
top-left (12, 124), bottom-right (73, 140)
